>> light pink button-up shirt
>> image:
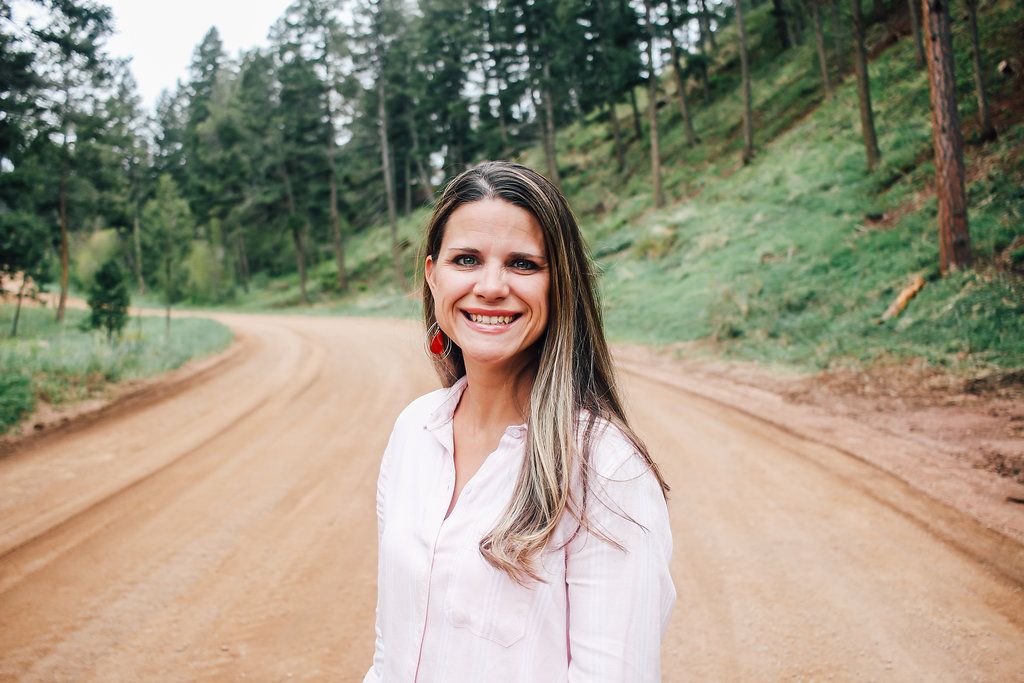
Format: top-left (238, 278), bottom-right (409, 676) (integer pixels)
top-left (364, 376), bottom-right (675, 682)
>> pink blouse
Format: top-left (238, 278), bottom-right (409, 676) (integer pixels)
top-left (363, 376), bottom-right (675, 682)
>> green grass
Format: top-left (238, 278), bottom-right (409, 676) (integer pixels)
top-left (243, 0), bottom-right (1024, 373)
top-left (0, 304), bottom-right (234, 433)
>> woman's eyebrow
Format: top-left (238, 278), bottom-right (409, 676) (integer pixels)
top-left (509, 251), bottom-right (547, 262)
top-left (445, 246), bottom-right (481, 254)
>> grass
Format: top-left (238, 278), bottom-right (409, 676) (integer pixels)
top-left (0, 304), bottom-right (234, 433)
top-left (236, 0), bottom-right (1024, 373)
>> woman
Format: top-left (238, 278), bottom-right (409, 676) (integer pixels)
top-left (365, 162), bottom-right (674, 682)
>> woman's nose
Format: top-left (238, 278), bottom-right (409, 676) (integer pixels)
top-left (474, 263), bottom-right (509, 299)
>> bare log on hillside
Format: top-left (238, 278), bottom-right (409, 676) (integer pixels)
top-left (922, 0), bottom-right (972, 272)
top-left (880, 274), bottom-right (926, 321)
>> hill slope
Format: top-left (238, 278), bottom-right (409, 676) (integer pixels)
top-left (247, 0), bottom-right (1024, 372)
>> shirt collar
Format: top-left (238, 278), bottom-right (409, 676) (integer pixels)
top-left (424, 375), bottom-right (528, 439)
top-left (425, 375), bottom-right (469, 431)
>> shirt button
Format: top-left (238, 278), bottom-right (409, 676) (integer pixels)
top-left (450, 610), bottom-right (466, 626)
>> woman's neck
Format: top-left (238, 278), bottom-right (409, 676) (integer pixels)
top-left (458, 359), bottom-right (535, 431)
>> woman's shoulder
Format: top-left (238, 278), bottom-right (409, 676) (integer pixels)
top-left (576, 412), bottom-right (653, 482)
top-left (392, 384), bottom-right (453, 432)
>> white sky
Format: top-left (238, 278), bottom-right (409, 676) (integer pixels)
top-left (103, 0), bottom-right (293, 111)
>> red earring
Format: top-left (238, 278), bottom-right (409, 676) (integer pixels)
top-left (430, 330), bottom-right (445, 355)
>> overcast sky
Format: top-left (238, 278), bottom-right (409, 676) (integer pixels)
top-left (102, 0), bottom-right (293, 111)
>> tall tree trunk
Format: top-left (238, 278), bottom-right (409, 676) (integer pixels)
top-left (736, 0), bottom-right (755, 165)
top-left (810, 0), bottom-right (833, 98)
top-left (699, 0), bottom-right (717, 50)
top-left (596, 0), bottom-right (626, 169)
top-left (964, 0), bottom-right (996, 141)
top-left (293, 220), bottom-right (308, 304)
top-left (607, 100), bottom-right (626, 171)
top-left (404, 155), bottom-right (412, 214)
top-left (408, 120), bottom-right (434, 201)
top-left (851, 0), bottom-right (881, 170)
top-left (923, 0), bottom-right (971, 272)
top-left (326, 103), bottom-right (347, 292)
top-left (629, 88), bottom-right (643, 139)
top-left (237, 232), bottom-right (250, 294)
top-left (540, 64), bottom-right (562, 188)
top-left (644, 0), bottom-right (664, 207)
top-left (279, 166), bottom-right (308, 305)
top-left (328, 160), bottom-right (347, 292)
top-left (684, 17), bottom-right (713, 104)
top-left (11, 278), bottom-right (26, 337)
top-left (57, 164), bottom-right (69, 323)
top-left (771, 0), bottom-right (793, 48)
top-left (907, 0), bottom-right (925, 67)
top-left (164, 255), bottom-right (171, 338)
top-left (377, 78), bottom-right (402, 288)
top-left (666, 4), bottom-right (697, 146)
top-left (132, 213), bottom-right (146, 294)
top-left (830, 0), bottom-right (845, 73)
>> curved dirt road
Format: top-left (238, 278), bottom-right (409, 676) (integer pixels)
top-left (1, 313), bottom-right (1022, 681)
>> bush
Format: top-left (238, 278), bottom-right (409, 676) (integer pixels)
top-left (0, 372), bottom-right (35, 433)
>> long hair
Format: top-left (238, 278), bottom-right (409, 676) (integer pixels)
top-left (421, 161), bottom-right (669, 583)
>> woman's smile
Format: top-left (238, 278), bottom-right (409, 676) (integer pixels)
top-left (461, 309), bottom-right (522, 329)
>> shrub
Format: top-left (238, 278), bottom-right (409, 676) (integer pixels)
top-left (0, 372), bottom-right (34, 433)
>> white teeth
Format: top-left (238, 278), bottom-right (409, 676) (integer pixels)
top-left (469, 313), bottom-right (514, 325)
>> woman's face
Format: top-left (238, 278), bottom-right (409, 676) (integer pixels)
top-left (426, 198), bottom-right (550, 375)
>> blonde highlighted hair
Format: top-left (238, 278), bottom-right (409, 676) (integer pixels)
top-left (422, 161), bottom-right (669, 583)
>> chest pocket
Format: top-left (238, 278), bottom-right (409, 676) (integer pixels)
top-left (444, 547), bottom-right (535, 648)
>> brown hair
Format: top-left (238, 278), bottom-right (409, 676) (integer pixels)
top-left (421, 161), bottom-right (668, 582)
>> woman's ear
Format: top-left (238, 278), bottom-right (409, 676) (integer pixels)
top-left (425, 255), bottom-right (436, 293)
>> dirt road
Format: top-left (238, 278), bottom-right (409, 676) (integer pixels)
top-left (1, 313), bottom-right (1022, 681)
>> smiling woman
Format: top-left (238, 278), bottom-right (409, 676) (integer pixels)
top-left (364, 161), bottom-right (675, 682)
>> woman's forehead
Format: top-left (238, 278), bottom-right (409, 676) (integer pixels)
top-left (442, 199), bottom-right (544, 251)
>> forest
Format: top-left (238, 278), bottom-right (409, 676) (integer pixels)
top-left (1, 0), bottom-right (1021, 365)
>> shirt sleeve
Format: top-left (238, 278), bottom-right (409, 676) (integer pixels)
top-left (364, 425), bottom-right (399, 683)
top-left (565, 445), bottom-right (676, 682)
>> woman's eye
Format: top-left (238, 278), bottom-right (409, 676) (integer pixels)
top-left (453, 255), bottom-right (478, 266)
top-left (510, 259), bottom-right (537, 271)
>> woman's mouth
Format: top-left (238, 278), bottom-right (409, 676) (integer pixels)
top-left (462, 311), bottom-right (521, 326)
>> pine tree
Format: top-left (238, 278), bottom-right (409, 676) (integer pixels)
top-left (143, 175), bottom-right (193, 335)
top-left (665, 0), bottom-right (697, 146)
top-left (907, 0), bottom-right (925, 67)
top-left (809, 0), bottom-right (833, 99)
top-left (735, 0), bottom-right (755, 165)
top-left (87, 255), bottom-right (130, 341)
top-left (643, 0), bottom-right (665, 207)
top-left (29, 0), bottom-right (114, 323)
top-left (850, 0), bottom-right (881, 170)
top-left (963, 0), bottom-right (996, 142)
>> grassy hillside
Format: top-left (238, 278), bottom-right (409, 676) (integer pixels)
top-left (243, 0), bottom-right (1024, 372)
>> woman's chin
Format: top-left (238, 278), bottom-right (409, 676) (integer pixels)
top-left (459, 344), bottom-right (532, 372)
